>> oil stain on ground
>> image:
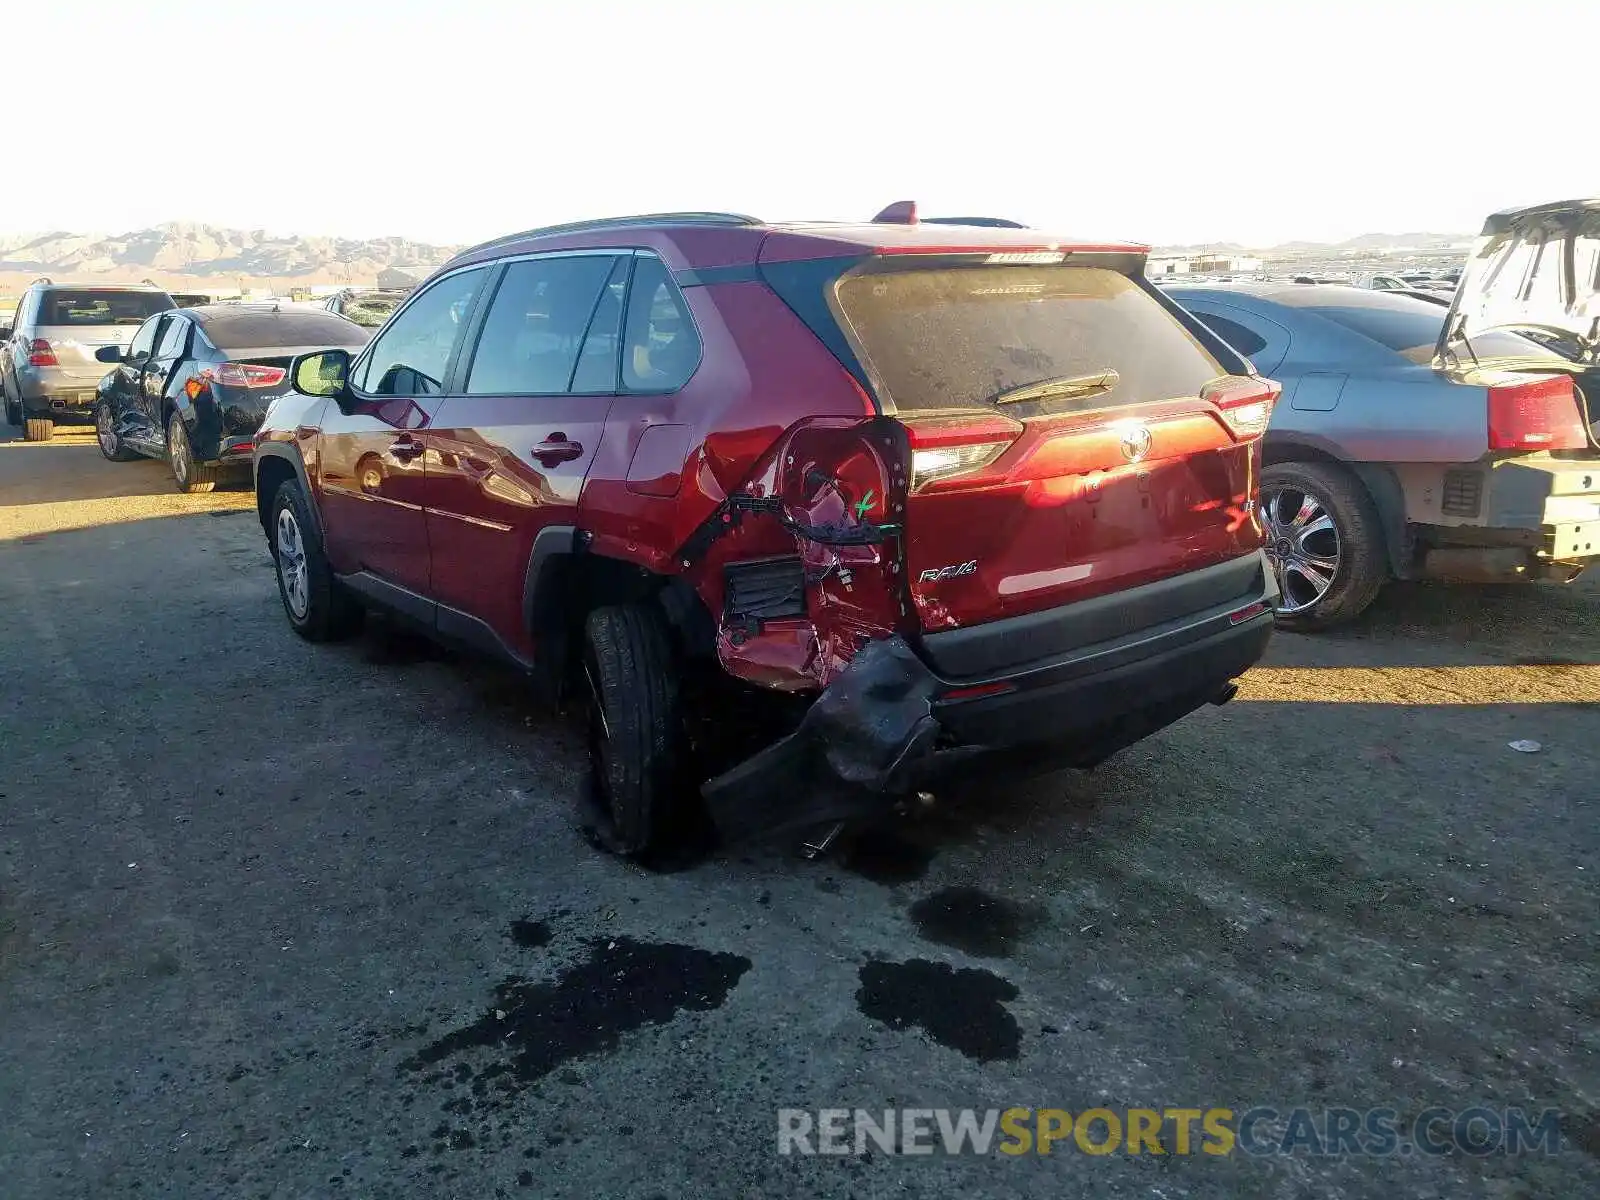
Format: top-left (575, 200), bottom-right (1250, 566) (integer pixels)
top-left (839, 825), bottom-right (936, 886)
top-left (507, 919), bottom-right (552, 948)
top-left (402, 937), bottom-right (751, 1085)
top-left (908, 886), bottom-right (1046, 958)
top-left (857, 959), bottom-right (1021, 1061)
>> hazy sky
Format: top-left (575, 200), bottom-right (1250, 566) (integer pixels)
top-left (6, 0), bottom-right (1592, 247)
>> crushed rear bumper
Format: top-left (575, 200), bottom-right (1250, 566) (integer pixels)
top-left (701, 551), bottom-right (1276, 843)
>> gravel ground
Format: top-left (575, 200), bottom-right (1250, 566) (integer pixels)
top-left (1, 426), bottom-right (1595, 1199)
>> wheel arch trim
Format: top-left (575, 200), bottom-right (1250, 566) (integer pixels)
top-left (254, 443), bottom-right (325, 544)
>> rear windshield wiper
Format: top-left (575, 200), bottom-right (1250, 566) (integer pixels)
top-left (990, 369), bottom-right (1120, 406)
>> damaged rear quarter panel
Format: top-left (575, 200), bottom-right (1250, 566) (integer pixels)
top-left (702, 417), bottom-right (912, 691)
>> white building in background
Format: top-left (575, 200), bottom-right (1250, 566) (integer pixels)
top-left (1146, 254), bottom-right (1264, 277)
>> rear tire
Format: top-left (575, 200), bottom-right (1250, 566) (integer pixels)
top-left (168, 413), bottom-right (218, 494)
top-left (96, 401), bottom-right (139, 462)
top-left (23, 417), bottom-right (53, 442)
top-left (1261, 461), bottom-right (1387, 631)
top-left (581, 603), bottom-right (686, 858)
top-left (269, 480), bottom-right (364, 642)
top-left (3, 387), bottom-right (19, 426)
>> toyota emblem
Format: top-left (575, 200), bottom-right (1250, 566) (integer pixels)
top-left (1119, 424), bottom-right (1153, 463)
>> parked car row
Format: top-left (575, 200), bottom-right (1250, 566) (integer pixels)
top-left (8, 199), bottom-right (1593, 865)
top-left (2, 280), bottom-right (375, 493)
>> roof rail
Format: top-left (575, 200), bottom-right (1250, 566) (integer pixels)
top-left (32, 276), bottom-right (53, 286)
top-left (449, 211), bottom-right (763, 262)
top-left (922, 216), bottom-right (1029, 229)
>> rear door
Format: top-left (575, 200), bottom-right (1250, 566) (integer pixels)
top-left (421, 252), bottom-right (625, 656)
top-left (317, 265), bottom-right (490, 596)
top-left (141, 314), bottom-right (191, 434)
top-left (827, 259), bottom-right (1274, 631)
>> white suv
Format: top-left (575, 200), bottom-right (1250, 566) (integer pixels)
top-left (2, 280), bottom-right (174, 440)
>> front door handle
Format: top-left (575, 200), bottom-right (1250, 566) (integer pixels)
top-left (389, 436), bottom-right (424, 462)
top-left (531, 434), bottom-right (583, 467)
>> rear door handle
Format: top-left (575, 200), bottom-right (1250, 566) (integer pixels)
top-left (531, 435), bottom-right (583, 467)
top-left (389, 436), bottom-right (424, 462)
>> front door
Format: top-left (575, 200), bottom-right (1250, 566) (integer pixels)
top-left (421, 254), bottom-right (625, 657)
top-left (316, 265), bottom-right (490, 598)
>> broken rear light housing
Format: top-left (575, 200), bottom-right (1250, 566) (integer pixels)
top-left (1202, 376), bottom-right (1281, 437)
top-left (1486, 376), bottom-right (1587, 451)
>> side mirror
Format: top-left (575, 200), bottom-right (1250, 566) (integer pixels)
top-left (95, 345), bottom-right (125, 364)
top-left (292, 348), bottom-right (352, 398)
top-left (0, 326), bottom-right (11, 340)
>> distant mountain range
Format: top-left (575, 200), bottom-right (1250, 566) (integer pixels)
top-left (0, 222), bottom-right (1476, 287)
top-left (1154, 231), bottom-right (1473, 256)
top-left (0, 222), bottom-right (460, 282)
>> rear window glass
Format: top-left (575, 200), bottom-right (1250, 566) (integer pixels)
top-left (39, 290), bottom-right (171, 326)
top-left (202, 310), bottom-right (370, 353)
top-left (1307, 302), bottom-right (1553, 364)
top-left (831, 266), bottom-right (1226, 414)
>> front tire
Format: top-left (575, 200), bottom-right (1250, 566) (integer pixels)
top-left (96, 402), bottom-right (139, 462)
top-left (167, 413), bottom-right (218, 493)
top-left (23, 416), bottom-right (53, 442)
top-left (1260, 461), bottom-right (1386, 631)
top-left (269, 480), bottom-right (364, 642)
top-left (581, 604), bottom-right (686, 857)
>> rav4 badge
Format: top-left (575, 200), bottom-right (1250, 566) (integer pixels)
top-left (918, 560), bottom-right (978, 584)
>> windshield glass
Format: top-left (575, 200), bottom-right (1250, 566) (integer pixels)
top-left (832, 265), bottom-right (1227, 414)
top-left (39, 290), bottom-right (172, 326)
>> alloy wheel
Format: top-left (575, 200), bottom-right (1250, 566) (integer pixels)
top-left (1260, 485), bottom-right (1340, 614)
top-left (169, 424), bottom-right (190, 485)
top-left (96, 405), bottom-right (116, 456)
top-left (276, 508), bottom-right (310, 620)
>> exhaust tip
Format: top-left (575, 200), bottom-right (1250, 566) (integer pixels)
top-left (1211, 681), bottom-right (1240, 707)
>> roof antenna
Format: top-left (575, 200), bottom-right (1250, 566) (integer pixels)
top-left (871, 200), bottom-right (918, 225)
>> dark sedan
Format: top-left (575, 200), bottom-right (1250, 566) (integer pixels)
top-left (93, 305), bottom-right (370, 493)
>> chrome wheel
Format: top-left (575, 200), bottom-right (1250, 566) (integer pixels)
top-left (169, 422), bottom-right (190, 485)
top-left (96, 405), bottom-right (116, 455)
top-left (1261, 485), bottom-right (1340, 615)
top-left (276, 507), bottom-right (310, 620)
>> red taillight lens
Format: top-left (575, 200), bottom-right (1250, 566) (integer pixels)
top-left (901, 412), bottom-right (1022, 491)
top-left (1486, 376), bottom-right (1587, 451)
top-left (27, 339), bottom-right (57, 367)
top-left (202, 362), bottom-right (287, 389)
top-left (1202, 376), bottom-right (1281, 438)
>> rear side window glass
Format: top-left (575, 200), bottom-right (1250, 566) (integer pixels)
top-left (622, 257), bottom-right (700, 392)
top-left (571, 258), bottom-right (631, 393)
top-left (466, 256), bottom-right (617, 395)
top-left (156, 318), bottom-right (189, 359)
top-left (1194, 313), bottom-right (1267, 357)
top-left (832, 266), bottom-right (1226, 414)
top-left (39, 290), bottom-right (171, 326)
top-left (358, 268), bottom-right (487, 396)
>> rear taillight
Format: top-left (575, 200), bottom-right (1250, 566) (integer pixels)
top-left (1202, 376), bottom-right (1281, 438)
top-left (201, 362), bottom-right (287, 389)
top-left (27, 339), bottom-right (57, 367)
top-left (1486, 376), bottom-right (1587, 452)
top-left (901, 412), bottom-right (1022, 491)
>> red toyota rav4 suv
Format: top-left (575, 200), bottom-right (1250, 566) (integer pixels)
top-left (254, 206), bottom-right (1280, 856)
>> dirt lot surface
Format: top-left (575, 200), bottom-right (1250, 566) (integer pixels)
top-left (1, 426), bottom-right (1596, 1199)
